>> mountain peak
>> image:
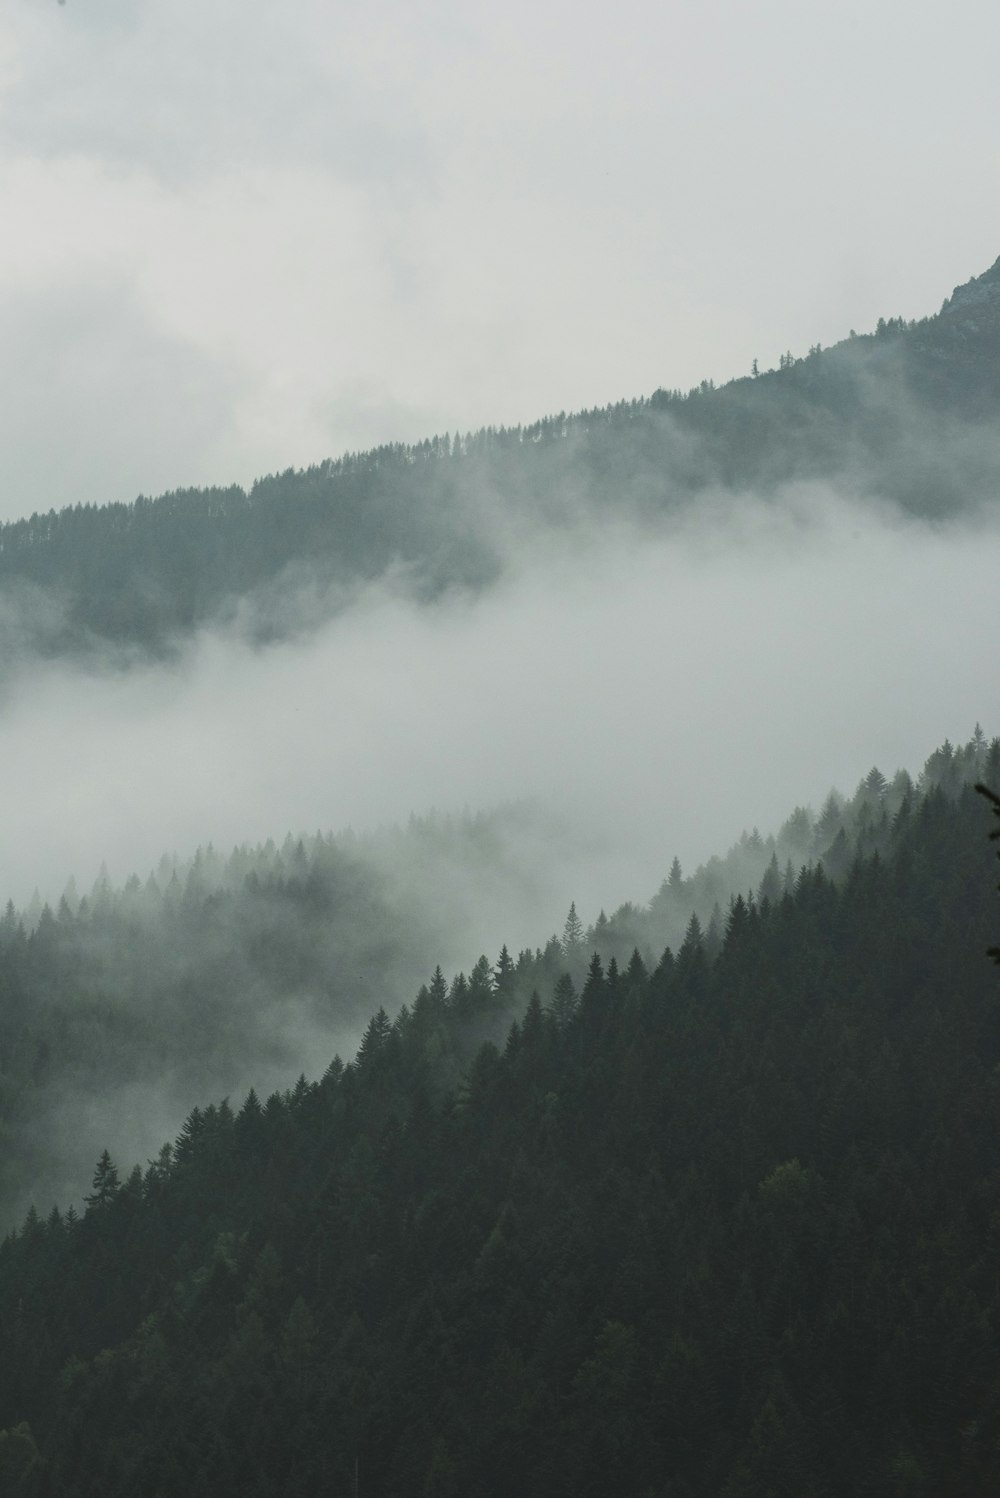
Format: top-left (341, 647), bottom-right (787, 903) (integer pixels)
top-left (941, 254), bottom-right (1000, 316)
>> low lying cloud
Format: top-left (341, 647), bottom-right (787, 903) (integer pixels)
top-left (1, 489), bottom-right (994, 946)
top-left (0, 484), bottom-right (995, 1226)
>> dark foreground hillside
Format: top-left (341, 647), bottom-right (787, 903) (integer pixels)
top-left (1, 766), bottom-right (998, 1496)
top-left (0, 734), bottom-right (987, 1233)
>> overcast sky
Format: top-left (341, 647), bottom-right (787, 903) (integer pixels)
top-left (1, 0), bottom-right (999, 521)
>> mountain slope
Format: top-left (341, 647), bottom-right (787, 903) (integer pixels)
top-left (1, 259), bottom-right (998, 668)
top-left (2, 733), bottom-right (990, 1232)
top-left (0, 748), bottom-right (997, 1496)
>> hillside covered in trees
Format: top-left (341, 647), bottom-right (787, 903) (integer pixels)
top-left (1, 257), bottom-right (999, 667)
top-left (1, 730), bottom-right (990, 1233)
top-left (0, 225), bottom-right (997, 1497)
top-left (0, 730), bottom-right (997, 1495)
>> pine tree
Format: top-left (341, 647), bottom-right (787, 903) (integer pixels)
top-left (357, 1007), bottom-right (392, 1068)
top-left (494, 945), bottom-right (516, 1001)
top-left (428, 966), bottom-right (448, 1010)
top-left (562, 902), bottom-right (584, 955)
top-left (549, 973), bottom-right (578, 1031)
top-left (85, 1149), bottom-right (120, 1210)
top-left (757, 853), bottom-right (782, 905)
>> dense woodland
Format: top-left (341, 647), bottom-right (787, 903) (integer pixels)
top-left (1, 253), bottom-right (999, 1495)
top-left (1, 258), bottom-right (999, 665)
top-left (0, 737), bottom-right (996, 1494)
top-left (1, 733), bottom-right (990, 1233)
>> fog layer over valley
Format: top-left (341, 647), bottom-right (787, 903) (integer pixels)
top-left (0, 263), bottom-right (998, 1231)
top-left (1, 720), bottom-right (994, 1233)
top-left (5, 5), bottom-right (1000, 1485)
top-left (0, 804), bottom-right (585, 1227)
top-left (1, 487), bottom-right (995, 913)
top-left (0, 473), bottom-right (996, 1224)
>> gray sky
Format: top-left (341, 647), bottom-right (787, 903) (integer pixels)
top-left (1, 0), bottom-right (999, 520)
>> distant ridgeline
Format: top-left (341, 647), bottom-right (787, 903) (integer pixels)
top-left (1, 257), bottom-right (999, 662)
top-left (0, 727), bottom-right (998, 1495)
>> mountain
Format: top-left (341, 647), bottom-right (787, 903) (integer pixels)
top-left (1, 731), bottom-right (990, 1234)
top-left (1, 258), bottom-right (998, 669)
top-left (0, 741), bottom-right (997, 1496)
top-left (942, 254), bottom-right (1000, 321)
top-left (0, 252), bottom-right (997, 1495)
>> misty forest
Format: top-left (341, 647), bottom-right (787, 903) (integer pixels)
top-left (3, 260), bottom-right (1000, 668)
top-left (0, 259), bottom-right (999, 1498)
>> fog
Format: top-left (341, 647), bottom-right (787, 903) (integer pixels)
top-left (0, 476), bottom-right (996, 1228)
top-left (2, 488), bottom-right (994, 935)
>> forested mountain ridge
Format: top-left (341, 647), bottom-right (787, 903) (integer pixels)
top-left (1, 257), bottom-right (999, 665)
top-left (1, 731), bottom-right (991, 1233)
top-left (0, 734), bottom-right (998, 1496)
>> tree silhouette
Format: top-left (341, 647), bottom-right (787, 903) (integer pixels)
top-left (975, 782), bottom-right (1000, 962)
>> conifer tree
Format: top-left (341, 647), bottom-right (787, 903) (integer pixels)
top-left (562, 902), bottom-right (584, 955)
top-left (84, 1149), bottom-right (120, 1209)
top-left (549, 973), bottom-right (578, 1031)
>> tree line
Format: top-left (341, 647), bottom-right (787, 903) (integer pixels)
top-left (0, 744), bottom-right (998, 1494)
top-left (2, 267), bottom-right (999, 666)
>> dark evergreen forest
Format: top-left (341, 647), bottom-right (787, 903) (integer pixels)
top-left (0, 733), bottom-right (987, 1234)
top-left (2, 258), bottom-right (999, 667)
top-left (0, 732), bottom-right (997, 1496)
top-left (0, 252), bottom-right (998, 1496)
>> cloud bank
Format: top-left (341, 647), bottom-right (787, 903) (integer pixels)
top-left (1, 491), bottom-right (993, 942)
top-left (1, 483), bottom-right (994, 1227)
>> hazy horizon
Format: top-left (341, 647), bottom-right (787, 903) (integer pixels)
top-left (1, 0), bottom-right (999, 522)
